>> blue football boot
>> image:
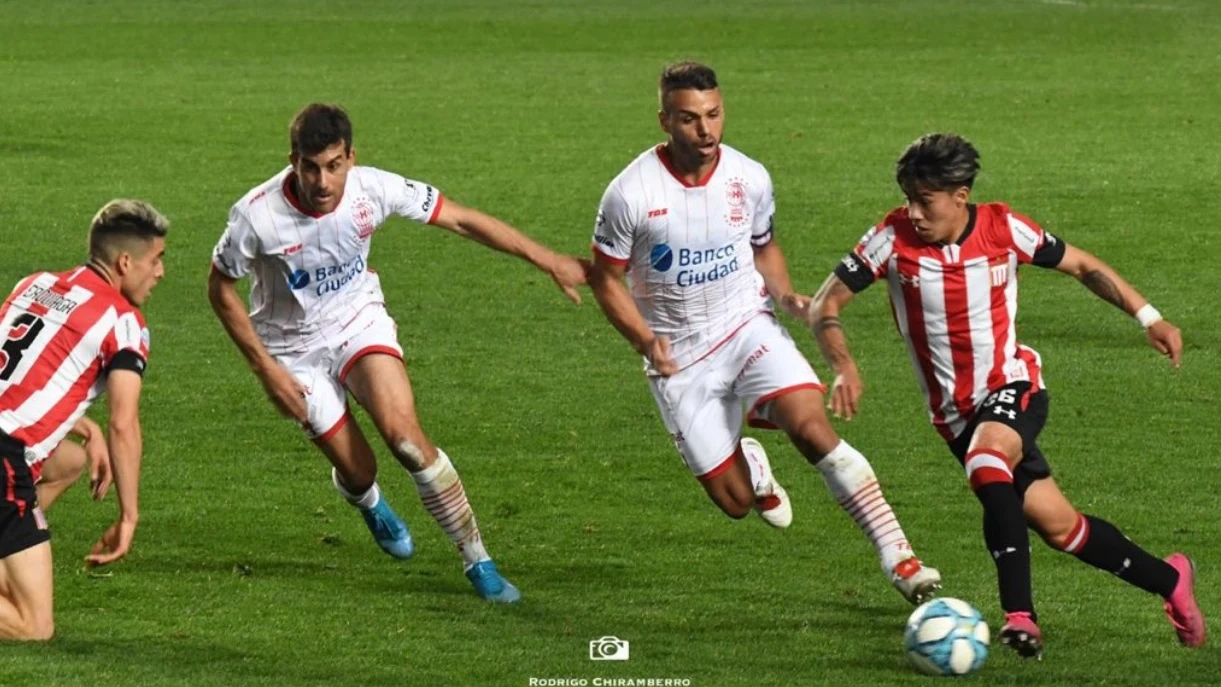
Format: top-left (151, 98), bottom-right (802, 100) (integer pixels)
top-left (465, 560), bottom-right (521, 603)
top-left (359, 499), bottom-right (415, 559)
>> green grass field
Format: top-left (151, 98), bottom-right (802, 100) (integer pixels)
top-left (2, 1), bottom-right (1219, 684)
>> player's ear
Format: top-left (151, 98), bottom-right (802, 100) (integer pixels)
top-left (953, 186), bottom-right (971, 207)
top-left (348, 147), bottom-right (357, 165)
top-left (288, 152), bottom-right (299, 168)
top-left (657, 108), bottom-right (670, 135)
top-left (115, 251), bottom-right (132, 277)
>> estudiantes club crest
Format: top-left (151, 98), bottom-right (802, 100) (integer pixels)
top-left (724, 177), bottom-right (750, 227)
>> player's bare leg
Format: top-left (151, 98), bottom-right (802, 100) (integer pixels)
top-left (769, 389), bottom-right (940, 604)
top-left (0, 542), bottom-right (54, 641)
top-left (963, 422), bottom-right (1042, 658)
top-left (697, 452), bottom-right (754, 519)
top-left (35, 442), bottom-right (88, 511)
top-left (698, 439), bottom-right (792, 528)
top-left (344, 353), bottom-right (520, 603)
top-left (1025, 477), bottom-right (1205, 647)
top-left (314, 418), bottom-right (415, 560)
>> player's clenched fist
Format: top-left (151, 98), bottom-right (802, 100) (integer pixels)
top-left (644, 336), bottom-right (679, 377)
top-left (1145, 319), bottom-right (1182, 369)
top-left (780, 292), bottom-right (811, 321)
top-left (258, 363), bottom-right (309, 423)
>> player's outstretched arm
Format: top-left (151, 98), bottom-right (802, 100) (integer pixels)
top-left (87, 369), bottom-right (143, 567)
top-left (752, 241), bottom-right (810, 321)
top-left (1054, 244), bottom-right (1182, 367)
top-left (206, 270), bottom-right (308, 422)
top-left (587, 254), bottom-right (677, 376)
top-left (429, 200), bottom-right (587, 304)
top-left (810, 273), bottom-right (864, 420)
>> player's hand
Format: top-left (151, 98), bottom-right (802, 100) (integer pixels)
top-left (258, 364), bottom-right (309, 423)
top-left (644, 336), bottom-right (679, 377)
top-left (829, 364), bottom-right (864, 421)
top-left (1145, 319), bottom-right (1182, 368)
top-left (779, 292), bottom-right (811, 321)
top-left (85, 518), bottom-right (137, 567)
top-left (85, 432), bottom-right (112, 501)
top-left (547, 254), bottom-right (589, 305)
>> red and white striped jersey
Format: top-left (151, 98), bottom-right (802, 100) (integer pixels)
top-left (592, 144), bottom-right (775, 373)
top-left (211, 166), bottom-right (443, 354)
top-left (0, 266), bottom-right (149, 468)
top-left (835, 203), bottom-right (1066, 440)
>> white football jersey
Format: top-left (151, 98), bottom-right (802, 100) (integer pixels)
top-left (212, 165), bottom-right (442, 352)
top-left (592, 144), bottom-right (775, 372)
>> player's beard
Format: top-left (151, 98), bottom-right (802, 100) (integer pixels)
top-left (674, 135), bottom-right (719, 168)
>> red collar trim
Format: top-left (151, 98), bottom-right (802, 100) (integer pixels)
top-left (655, 144), bottom-right (720, 188)
top-left (282, 171), bottom-right (340, 219)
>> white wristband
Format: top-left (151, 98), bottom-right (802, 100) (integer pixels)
top-left (1135, 304), bottom-right (1162, 329)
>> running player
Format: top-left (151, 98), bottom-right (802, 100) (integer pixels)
top-left (809, 132), bottom-right (1205, 656)
top-left (587, 62), bottom-right (940, 604)
top-left (0, 199), bottom-right (167, 640)
top-left (208, 103), bottom-right (587, 603)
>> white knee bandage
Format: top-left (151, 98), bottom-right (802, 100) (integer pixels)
top-left (815, 440), bottom-right (877, 501)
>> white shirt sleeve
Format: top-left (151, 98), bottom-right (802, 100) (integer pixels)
top-left (370, 169), bottom-right (444, 224)
top-left (212, 207), bottom-right (260, 279)
top-left (1007, 211), bottom-right (1046, 263)
top-left (751, 167), bottom-right (776, 246)
top-left (854, 223), bottom-right (897, 277)
top-left (591, 182), bottom-right (635, 265)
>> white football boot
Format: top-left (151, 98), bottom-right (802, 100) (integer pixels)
top-left (741, 437), bottom-right (792, 529)
top-left (891, 554), bottom-right (942, 605)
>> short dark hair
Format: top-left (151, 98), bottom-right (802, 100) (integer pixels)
top-left (88, 199), bottom-right (169, 262)
top-left (290, 103), bottom-right (353, 157)
top-left (659, 61), bottom-right (719, 108)
top-left (895, 133), bottom-right (981, 195)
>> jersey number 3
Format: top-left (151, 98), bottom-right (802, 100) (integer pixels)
top-left (0, 314), bottom-right (47, 382)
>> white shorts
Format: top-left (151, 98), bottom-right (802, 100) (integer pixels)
top-left (274, 303), bottom-right (403, 440)
top-left (648, 314), bottom-right (824, 479)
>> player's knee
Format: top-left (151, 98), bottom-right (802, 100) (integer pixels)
top-left (60, 451), bottom-right (87, 482)
top-left (1037, 512), bottom-right (1083, 552)
top-left (706, 484), bottom-right (753, 519)
top-left (18, 613), bottom-right (54, 641)
top-left (28, 618), bottom-right (54, 642)
top-left (391, 437), bottom-right (430, 468)
top-left (715, 498), bottom-right (753, 520)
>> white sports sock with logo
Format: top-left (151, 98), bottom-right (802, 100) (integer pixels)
top-left (815, 441), bottom-right (912, 572)
top-left (412, 449), bottom-right (490, 569)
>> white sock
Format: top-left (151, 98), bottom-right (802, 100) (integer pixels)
top-left (331, 469), bottom-right (381, 510)
top-left (815, 441), bottom-right (912, 572)
top-left (412, 449), bottom-right (490, 569)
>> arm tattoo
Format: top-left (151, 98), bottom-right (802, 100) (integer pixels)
top-left (813, 317), bottom-right (849, 365)
top-left (813, 316), bottom-right (844, 335)
top-left (1080, 270), bottom-right (1126, 310)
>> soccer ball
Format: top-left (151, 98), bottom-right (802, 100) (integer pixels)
top-left (904, 598), bottom-right (990, 676)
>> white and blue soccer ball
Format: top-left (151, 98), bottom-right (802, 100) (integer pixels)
top-left (904, 598), bottom-right (990, 676)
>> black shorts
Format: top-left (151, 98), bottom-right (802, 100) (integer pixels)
top-left (0, 433), bottom-right (50, 559)
top-left (947, 381), bottom-right (1052, 496)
